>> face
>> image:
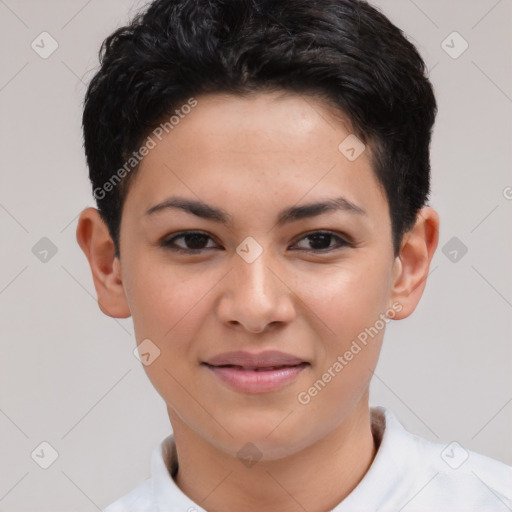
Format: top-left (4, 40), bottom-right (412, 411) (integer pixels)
top-left (113, 91), bottom-right (400, 459)
top-left (79, 91), bottom-right (439, 462)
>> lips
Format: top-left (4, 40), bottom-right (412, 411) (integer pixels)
top-left (204, 350), bottom-right (306, 368)
top-left (203, 350), bottom-right (309, 393)
top-left (217, 365), bottom-right (297, 371)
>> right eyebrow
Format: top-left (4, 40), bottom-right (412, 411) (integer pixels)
top-left (276, 196), bottom-right (366, 226)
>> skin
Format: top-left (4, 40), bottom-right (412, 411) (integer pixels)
top-left (76, 91), bottom-right (439, 512)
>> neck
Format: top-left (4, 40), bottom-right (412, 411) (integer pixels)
top-left (168, 398), bottom-right (377, 512)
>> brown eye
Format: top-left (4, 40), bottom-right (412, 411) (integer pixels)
top-left (292, 231), bottom-right (349, 252)
top-left (161, 231), bottom-right (218, 253)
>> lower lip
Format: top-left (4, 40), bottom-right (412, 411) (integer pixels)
top-left (205, 363), bottom-right (308, 393)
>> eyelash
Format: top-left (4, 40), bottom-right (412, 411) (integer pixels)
top-left (160, 230), bottom-right (351, 254)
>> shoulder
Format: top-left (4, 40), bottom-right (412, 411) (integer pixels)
top-left (417, 437), bottom-right (512, 509)
top-left (102, 479), bottom-right (154, 512)
top-left (380, 407), bottom-right (512, 510)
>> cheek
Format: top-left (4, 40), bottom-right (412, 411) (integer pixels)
top-left (294, 266), bottom-right (390, 422)
top-left (125, 262), bottom-right (211, 407)
top-left (124, 259), bottom-right (224, 397)
top-left (126, 259), bottom-right (207, 340)
top-left (293, 256), bottom-right (394, 342)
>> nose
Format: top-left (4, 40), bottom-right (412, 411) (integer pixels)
top-left (216, 247), bottom-right (295, 333)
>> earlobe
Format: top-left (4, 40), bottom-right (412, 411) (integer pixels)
top-left (390, 207), bottom-right (439, 319)
top-left (76, 207), bottom-right (131, 319)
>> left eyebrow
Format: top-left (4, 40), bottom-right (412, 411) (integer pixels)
top-left (276, 196), bottom-right (366, 226)
top-left (144, 195), bottom-right (366, 225)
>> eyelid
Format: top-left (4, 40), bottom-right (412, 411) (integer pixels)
top-left (161, 229), bottom-right (352, 253)
top-left (290, 230), bottom-right (351, 248)
top-left (161, 230), bottom-right (220, 252)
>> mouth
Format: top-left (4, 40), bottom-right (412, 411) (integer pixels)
top-left (206, 364), bottom-right (308, 371)
top-left (202, 351), bottom-right (310, 393)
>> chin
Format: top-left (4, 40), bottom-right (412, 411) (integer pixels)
top-left (209, 413), bottom-right (313, 461)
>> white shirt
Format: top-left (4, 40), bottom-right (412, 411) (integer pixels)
top-left (103, 406), bottom-right (512, 511)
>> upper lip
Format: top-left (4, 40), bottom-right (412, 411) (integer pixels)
top-left (204, 350), bottom-right (307, 368)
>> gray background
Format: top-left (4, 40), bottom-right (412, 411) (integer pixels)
top-left (0, 0), bottom-right (511, 510)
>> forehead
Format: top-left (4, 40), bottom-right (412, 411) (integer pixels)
top-left (153, 92), bottom-right (356, 166)
top-left (123, 91), bottom-right (388, 225)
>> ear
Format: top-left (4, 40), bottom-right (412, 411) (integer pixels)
top-left (76, 207), bottom-right (131, 318)
top-left (390, 207), bottom-right (439, 319)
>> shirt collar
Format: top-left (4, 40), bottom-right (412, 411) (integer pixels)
top-left (150, 406), bottom-right (416, 511)
top-left (333, 406), bottom-right (421, 510)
